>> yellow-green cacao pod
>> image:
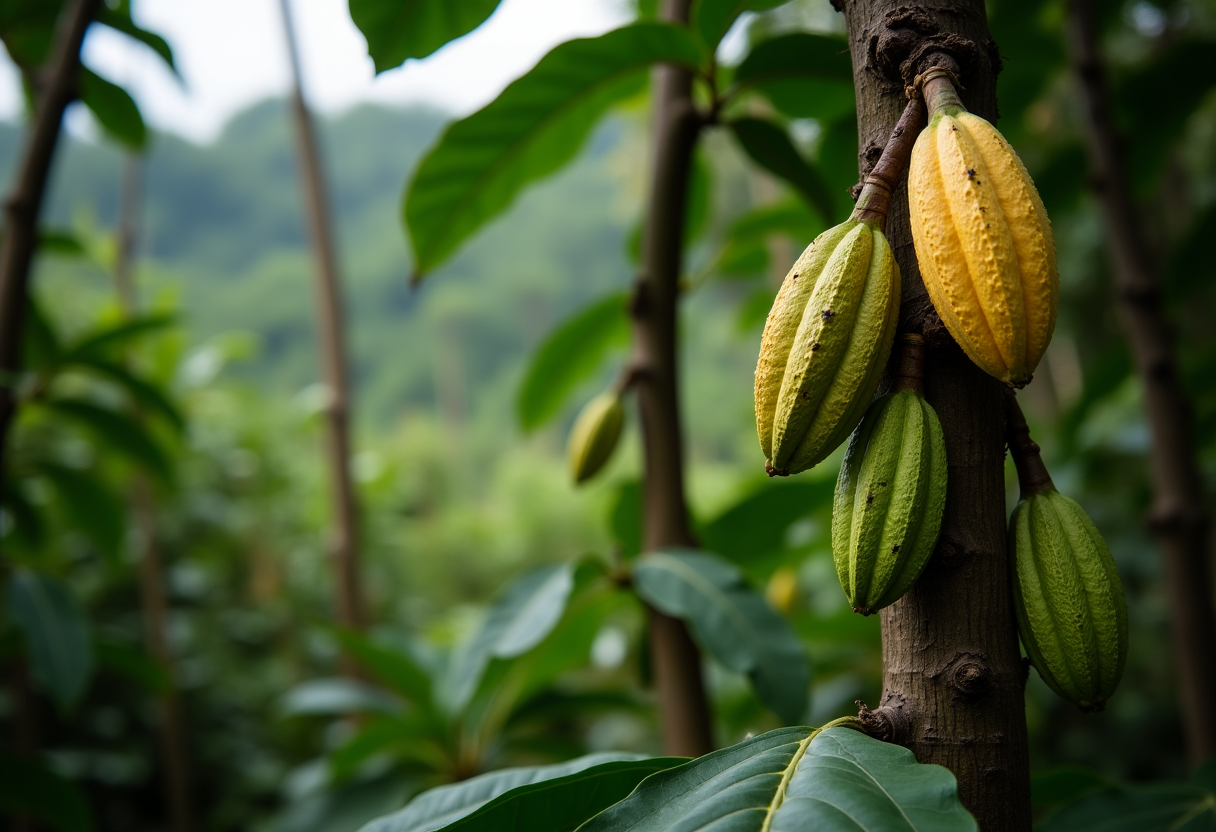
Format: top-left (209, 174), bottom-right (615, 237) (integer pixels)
top-left (755, 220), bottom-right (900, 476)
top-left (831, 388), bottom-right (947, 615)
top-left (1009, 489), bottom-right (1128, 711)
top-left (567, 392), bottom-right (624, 484)
top-left (908, 86), bottom-right (1058, 386)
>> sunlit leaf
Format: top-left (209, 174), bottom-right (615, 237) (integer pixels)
top-left (358, 753), bottom-right (682, 832)
top-left (581, 726), bottom-right (976, 831)
top-left (405, 23), bottom-right (703, 278)
top-left (693, 0), bottom-right (788, 51)
top-left (0, 751), bottom-right (93, 832)
top-left (80, 69), bottom-right (147, 150)
top-left (5, 570), bottom-right (93, 710)
top-left (633, 549), bottom-right (810, 722)
top-left (350, 0), bottom-right (504, 71)
top-left (728, 116), bottom-right (835, 222)
top-left (517, 293), bottom-right (630, 432)
top-left (444, 563), bottom-right (575, 711)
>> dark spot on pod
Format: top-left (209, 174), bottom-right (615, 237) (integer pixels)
top-left (865, 492), bottom-right (875, 505)
top-left (793, 273), bottom-right (800, 280)
top-left (892, 544), bottom-right (900, 553)
top-left (966, 169), bottom-right (976, 179)
top-left (811, 343), bottom-right (821, 352)
top-left (822, 309), bottom-right (835, 320)
top-left (878, 481), bottom-right (887, 487)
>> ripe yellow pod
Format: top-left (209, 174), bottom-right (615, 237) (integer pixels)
top-left (908, 69), bottom-right (1058, 386)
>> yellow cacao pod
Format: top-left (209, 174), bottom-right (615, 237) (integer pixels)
top-left (567, 392), bottom-right (624, 484)
top-left (755, 220), bottom-right (900, 476)
top-left (1009, 489), bottom-right (1128, 711)
top-left (831, 387), bottom-right (946, 615)
top-left (908, 78), bottom-right (1058, 386)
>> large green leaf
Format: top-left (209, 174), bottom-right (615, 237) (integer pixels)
top-left (80, 69), bottom-right (147, 150)
top-left (443, 563), bottom-right (576, 711)
top-left (581, 726), bottom-right (976, 831)
top-left (698, 478), bottom-right (832, 568)
top-left (36, 462), bottom-right (125, 563)
top-left (405, 23), bottom-right (703, 278)
top-left (728, 116), bottom-right (835, 223)
top-left (731, 32), bottom-right (853, 121)
top-left (517, 293), bottom-right (630, 432)
top-left (5, 571), bottom-right (93, 710)
top-left (349, 0), bottom-right (503, 71)
top-left (330, 627), bottom-right (434, 710)
top-left (359, 753), bottom-right (683, 832)
top-left (0, 751), bottom-right (93, 832)
top-left (1037, 760), bottom-right (1216, 832)
top-left (40, 397), bottom-right (173, 482)
top-left (64, 356), bottom-right (185, 433)
top-left (632, 549), bottom-right (809, 723)
top-left (693, 0), bottom-right (788, 51)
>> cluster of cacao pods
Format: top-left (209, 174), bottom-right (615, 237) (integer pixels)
top-left (753, 68), bottom-right (1127, 710)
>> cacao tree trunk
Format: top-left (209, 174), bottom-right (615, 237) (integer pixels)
top-left (279, 0), bottom-right (366, 652)
top-left (632, 0), bottom-right (714, 758)
top-left (1065, 0), bottom-right (1216, 768)
top-left (836, 1), bottom-right (1032, 828)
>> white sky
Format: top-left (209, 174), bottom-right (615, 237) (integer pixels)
top-left (0, 0), bottom-right (633, 144)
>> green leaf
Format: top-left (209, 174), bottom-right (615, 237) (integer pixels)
top-left (22, 295), bottom-right (61, 371)
top-left (699, 478), bottom-right (832, 566)
top-left (60, 313), bottom-right (177, 360)
top-left (329, 714), bottom-right (446, 782)
top-left (98, 4), bottom-right (178, 78)
top-left (40, 397), bottom-right (173, 482)
top-left (275, 770), bottom-right (415, 832)
top-left (405, 23), bottom-right (703, 278)
top-left (279, 678), bottom-right (404, 717)
top-left (330, 627), bottom-right (435, 710)
top-left (94, 639), bottom-right (170, 694)
top-left (608, 479), bottom-right (643, 559)
top-left (63, 356), bottom-right (185, 433)
top-left (693, 0), bottom-right (788, 51)
top-left (36, 462), bottom-right (126, 563)
top-left (0, 751), bottom-right (93, 832)
top-left (728, 117), bottom-right (835, 223)
top-left (358, 753), bottom-right (683, 832)
top-left (38, 228), bottom-right (86, 256)
top-left (1037, 783), bottom-right (1216, 832)
top-left (5, 570), bottom-right (93, 710)
top-left (80, 69), bottom-right (147, 150)
top-left (732, 31), bottom-right (853, 89)
top-left (1031, 766), bottom-right (1112, 811)
top-left (632, 549), bottom-right (810, 722)
top-left (444, 563), bottom-right (576, 711)
top-left (816, 112), bottom-right (860, 220)
top-left (517, 293), bottom-right (630, 432)
top-left (349, 0), bottom-right (504, 71)
top-left (581, 726), bottom-right (976, 831)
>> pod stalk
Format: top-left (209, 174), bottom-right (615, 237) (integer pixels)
top-left (892, 333), bottom-right (927, 394)
top-left (1004, 390), bottom-right (1055, 497)
top-left (850, 97), bottom-right (927, 228)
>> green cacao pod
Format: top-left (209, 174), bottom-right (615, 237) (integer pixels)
top-left (1009, 489), bottom-right (1128, 711)
top-left (831, 386), bottom-right (947, 615)
top-left (567, 392), bottom-right (624, 485)
top-left (754, 219), bottom-right (900, 476)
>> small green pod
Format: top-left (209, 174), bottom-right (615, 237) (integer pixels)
top-left (567, 392), bottom-right (624, 485)
top-left (831, 385), bottom-right (947, 615)
top-left (1009, 489), bottom-right (1128, 711)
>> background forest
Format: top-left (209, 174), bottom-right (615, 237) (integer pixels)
top-left (2, 0), bottom-right (1215, 830)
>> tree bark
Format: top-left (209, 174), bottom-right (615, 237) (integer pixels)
top-left (0, 0), bottom-right (99, 484)
top-left (1065, 0), bottom-right (1216, 768)
top-left (279, 0), bottom-right (366, 648)
top-left (632, 0), bottom-right (714, 758)
top-left (837, 2), bottom-right (1032, 828)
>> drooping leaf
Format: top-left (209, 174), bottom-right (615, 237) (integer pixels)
top-left (349, 0), bottom-right (504, 71)
top-left (80, 69), bottom-right (147, 150)
top-left (0, 751), bottom-right (93, 832)
top-left (358, 753), bottom-right (682, 832)
top-left (279, 678), bottom-right (404, 718)
top-left (62, 356), bottom-right (185, 433)
top-left (405, 23), bottom-right (703, 278)
top-left (444, 563), bottom-right (576, 711)
top-left (98, 4), bottom-right (178, 78)
top-left (5, 570), bottom-right (93, 710)
top-left (728, 116), bottom-right (835, 223)
top-left (517, 293), bottom-right (630, 432)
top-left (698, 478), bottom-right (832, 568)
top-left (40, 398), bottom-right (173, 482)
top-left (580, 726), bottom-right (977, 831)
top-left (36, 462), bottom-right (126, 563)
top-left (60, 313), bottom-right (177, 361)
top-left (330, 627), bottom-right (434, 710)
top-left (632, 549), bottom-right (810, 722)
top-left (693, 0), bottom-right (788, 51)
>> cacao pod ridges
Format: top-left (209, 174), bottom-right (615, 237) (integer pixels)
top-left (567, 392), bottom-right (624, 485)
top-left (908, 70), bottom-right (1059, 387)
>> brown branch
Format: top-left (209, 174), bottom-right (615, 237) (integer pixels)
top-left (279, 0), bottom-right (366, 650)
top-left (851, 97), bottom-right (926, 226)
top-left (839, 2), bottom-right (1031, 829)
top-left (631, 0), bottom-right (713, 758)
top-left (0, 0), bottom-right (100, 484)
top-left (1004, 391), bottom-right (1054, 498)
top-left (1065, 0), bottom-right (1216, 767)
